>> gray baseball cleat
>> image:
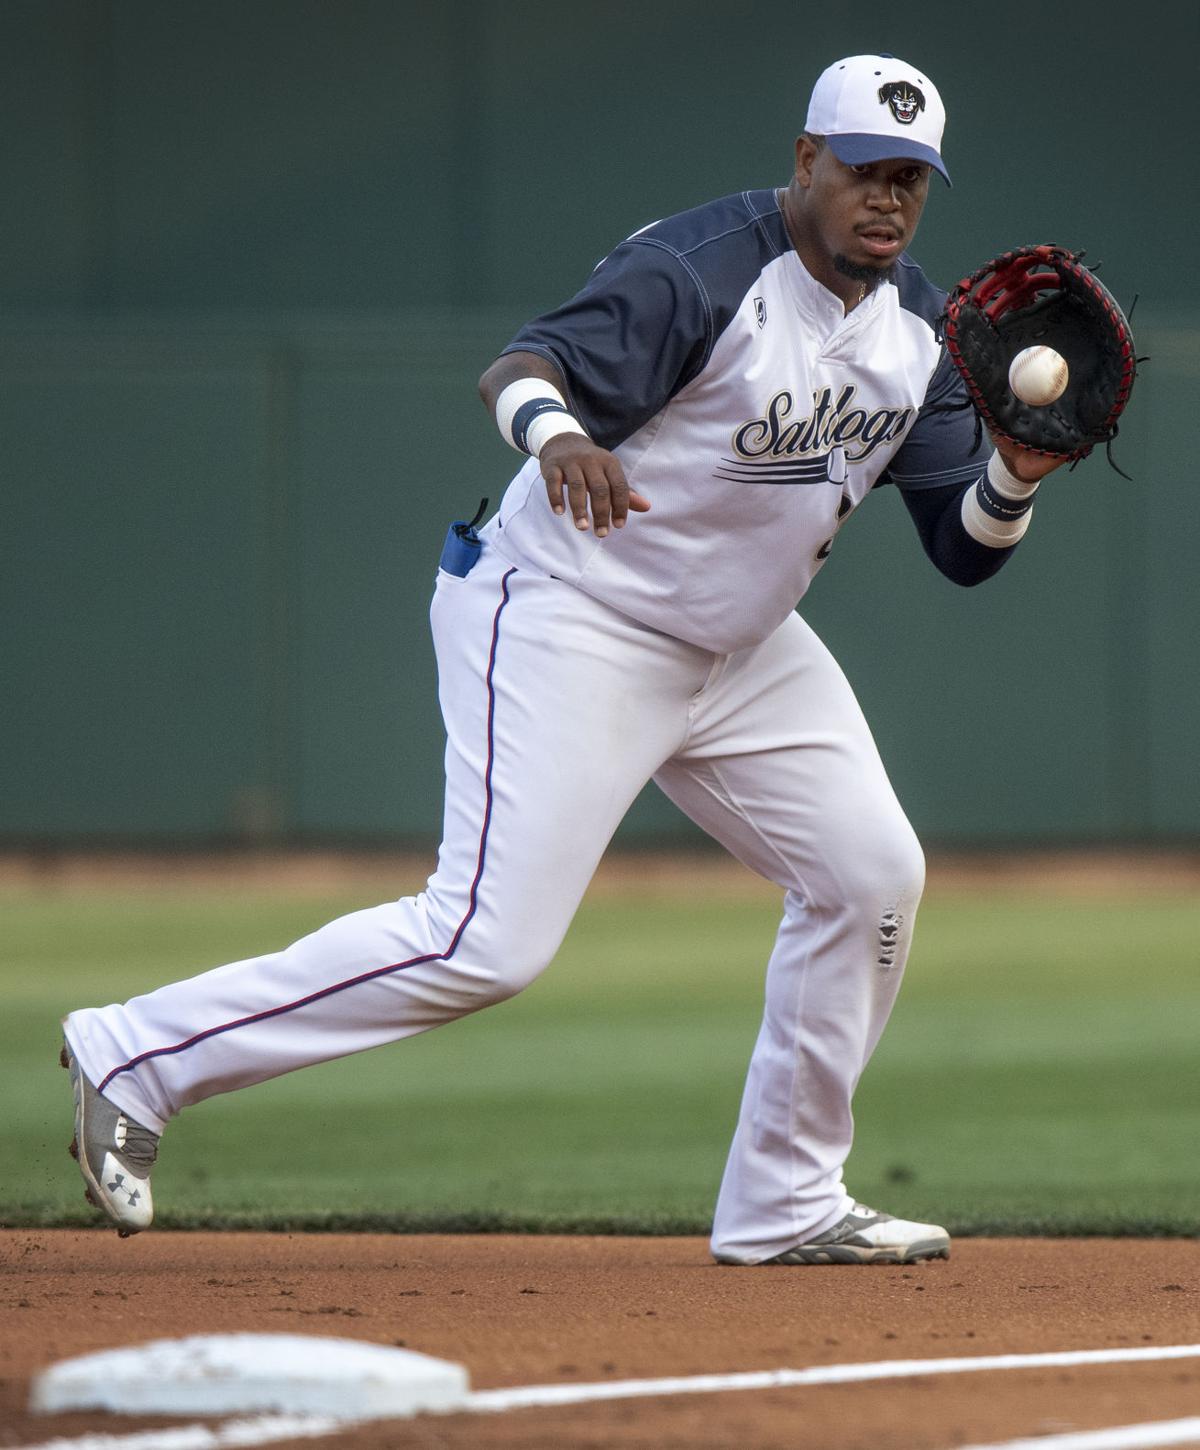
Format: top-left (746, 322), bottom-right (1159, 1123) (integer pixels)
top-left (765, 1202), bottom-right (950, 1265)
top-left (61, 1042), bottom-right (159, 1237)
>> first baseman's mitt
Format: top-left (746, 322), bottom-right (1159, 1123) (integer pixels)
top-left (941, 244), bottom-right (1138, 470)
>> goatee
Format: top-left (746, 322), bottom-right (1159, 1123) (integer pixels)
top-left (833, 254), bottom-right (896, 287)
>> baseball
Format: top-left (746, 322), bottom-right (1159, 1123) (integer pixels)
top-left (1008, 346), bottom-right (1069, 406)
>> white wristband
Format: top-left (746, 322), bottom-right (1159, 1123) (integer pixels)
top-left (986, 449), bottom-right (1040, 502)
top-left (960, 450), bottom-right (1039, 549)
top-left (495, 377), bottom-right (590, 458)
top-left (525, 410), bottom-right (588, 458)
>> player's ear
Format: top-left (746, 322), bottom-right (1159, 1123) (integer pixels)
top-left (794, 134), bottom-right (819, 187)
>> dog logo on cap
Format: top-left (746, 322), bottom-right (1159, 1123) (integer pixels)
top-left (878, 80), bottom-right (925, 125)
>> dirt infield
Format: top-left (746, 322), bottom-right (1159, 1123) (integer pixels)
top-left (3, 1231), bottom-right (1198, 1448)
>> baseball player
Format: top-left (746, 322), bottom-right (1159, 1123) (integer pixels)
top-left (62, 54), bottom-right (1064, 1264)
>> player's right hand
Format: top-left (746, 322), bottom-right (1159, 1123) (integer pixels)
top-left (538, 435), bottom-right (651, 539)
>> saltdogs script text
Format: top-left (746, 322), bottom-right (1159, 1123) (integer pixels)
top-left (733, 386), bottom-right (913, 464)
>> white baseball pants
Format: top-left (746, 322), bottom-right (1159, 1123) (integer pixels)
top-left (65, 542), bottom-right (925, 1264)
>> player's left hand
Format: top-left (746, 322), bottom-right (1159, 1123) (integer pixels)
top-left (941, 245), bottom-right (1139, 477)
top-left (991, 437), bottom-right (1069, 484)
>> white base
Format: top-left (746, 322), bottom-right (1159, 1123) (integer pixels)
top-left (30, 1333), bottom-right (470, 1420)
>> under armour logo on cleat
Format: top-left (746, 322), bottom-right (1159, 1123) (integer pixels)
top-left (106, 1172), bottom-right (141, 1205)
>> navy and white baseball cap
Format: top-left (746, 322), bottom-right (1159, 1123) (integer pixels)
top-left (805, 54), bottom-right (951, 184)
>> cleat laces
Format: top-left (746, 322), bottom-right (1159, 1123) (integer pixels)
top-left (115, 1116), bottom-right (159, 1175)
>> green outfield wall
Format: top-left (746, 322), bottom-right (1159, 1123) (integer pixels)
top-left (3, 1), bottom-right (1196, 846)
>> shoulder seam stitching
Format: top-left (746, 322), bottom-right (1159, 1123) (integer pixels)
top-left (741, 189), bottom-right (785, 258)
top-left (625, 236), bottom-right (715, 381)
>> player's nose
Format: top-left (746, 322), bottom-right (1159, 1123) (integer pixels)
top-left (865, 182), bottom-right (902, 212)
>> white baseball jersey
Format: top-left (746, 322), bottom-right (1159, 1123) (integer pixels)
top-left (491, 187), bottom-right (987, 653)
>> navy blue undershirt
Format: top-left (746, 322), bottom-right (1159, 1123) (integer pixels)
top-left (900, 476), bottom-right (1019, 586)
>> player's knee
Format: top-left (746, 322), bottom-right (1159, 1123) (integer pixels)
top-left (468, 956), bottom-right (552, 1007)
top-left (812, 821), bottom-right (924, 976)
top-left (447, 934), bottom-right (559, 1008)
top-left (414, 885), bottom-right (568, 1008)
top-left (880, 817), bottom-right (926, 902)
top-left (840, 813), bottom-right (926, 911)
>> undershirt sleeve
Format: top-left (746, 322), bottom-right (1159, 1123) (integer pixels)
top-left (500, 239), bottom-right (712, 451)
top-left (901, 477), bottom-right (1022, 586)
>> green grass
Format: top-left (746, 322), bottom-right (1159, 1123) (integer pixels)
top-left (4, 878), bottom-right (1198, 1235)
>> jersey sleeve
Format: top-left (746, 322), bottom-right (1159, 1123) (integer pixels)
top-left (500, 238), bottom-right (712, 451)
top-left (881, 345), bottom-right (989, 492)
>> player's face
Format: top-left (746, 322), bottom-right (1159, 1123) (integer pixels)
top-left (794, 137), bottom-right (931, 286)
